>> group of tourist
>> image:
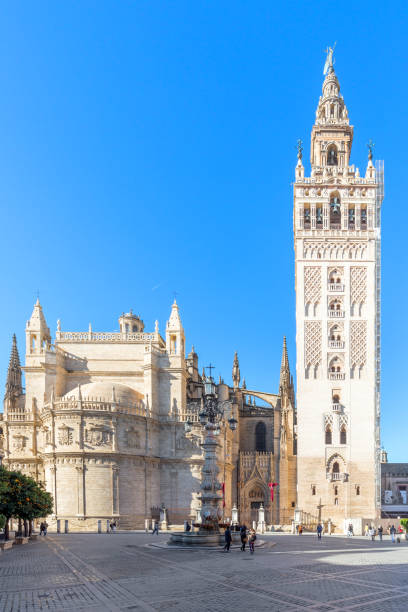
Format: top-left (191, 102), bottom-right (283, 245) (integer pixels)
top-left (364, 524), bottom-right (403, 542)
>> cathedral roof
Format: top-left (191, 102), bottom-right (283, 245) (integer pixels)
top-left (61, 381), bottom-right (143, 404)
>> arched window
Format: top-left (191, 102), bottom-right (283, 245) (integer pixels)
top-left (334, 486), bottom-right (338, 496)
top-left (255, 422), bottom-right (266, 451)
top-left (132, 325), bottom-right (138, 332)
top-left (333, 461), bottom-right (340, 474)
top-left (334, 497), bottom-right (339, 505)
top-left (340, 426), bottom-right (347, 445)
top-left (329, 193), bottom-right (341, 229)
top-left (325, 427), bottom-right (332, 445)
top-left (327, 144), bottom-right (338, 166)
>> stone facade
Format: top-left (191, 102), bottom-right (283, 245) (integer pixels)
top-left (0, 300), bottom-right (296, 530)
top-left (294, 54), bottom-right (383, 531)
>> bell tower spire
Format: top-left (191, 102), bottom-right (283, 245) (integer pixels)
top-left (311, 46), bottom-right (353, 170)
top-left (232, 351), bottom-right (240, 389)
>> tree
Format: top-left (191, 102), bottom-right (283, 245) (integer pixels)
top-left (400, 518), bottom-right (408, 533)
top-left (0, 467), bottom-right (53, 540)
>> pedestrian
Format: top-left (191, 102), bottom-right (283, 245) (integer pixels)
top-left (152, 521), bottom-right (159, 535)
top-left (111, 520), bottom-right (117, 533)
top-left (347, 523), bottom-right (354, 537)
top-left (240, 524), bottom-right (247, 551)
top-left (316, 523), bottom-right (323, 540)
top-left (295, 524), bottom-right (299, 534)
top-left (390, 524), bottom-right (396, 543)
top-left (378, 525), bottom-right (383, 541)
top-left (185, 521), bottom-right (191, 532)
top-left (298, 524), bottom-right (303, 535)
top-left (249, 529), bottom-right (256, 554)
top-left (224, 526), bottom-right (232, 552)
top-left (40, 522), bottom-right (45, 536)
top-left (364, 524), bottom-right (369, 537)
top-left (369, 526), bottom-right (375, 541)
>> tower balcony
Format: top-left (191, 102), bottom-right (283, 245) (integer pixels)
top-left (328, 341), bottom-right (344, 349)
top-left (328, 372), bottom-right (345, 381)
top-left (328, 283), bottom-right (344, 292)
top-left (328, 311), bottom-right (344, 318)
top-left (331, 403), bottom-right (342, 413)
top-left (327, 472), bottom-right (348, 482)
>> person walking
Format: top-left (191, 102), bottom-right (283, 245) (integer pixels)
top-left (249, 529), bottom-right (256, 554)
top-left (224, 526), bottom-right (232, 552)
top-left (364, 524), bottom-right (369, 537)
top-left (185, 521), bottom-right (191, 532)
top-left (240, 525), bottom-right (247, 551)
top-left (378, 525), bottom-right (383, 541)
top-left (316, 523), bottom-right (323, 540)
top-left (152, 521), bottom-right (159, 535)
top-left (390, 524), bottom-right (396, 543)
top-left (347, 523), bottom-right (354, 537)
top-left (40, 522), bottom-right (45, 536)
top-left (298, 524), bottom-right (303, 535)
top-left (369, 526), bottom-right (375, 541)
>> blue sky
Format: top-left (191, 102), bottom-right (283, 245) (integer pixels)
top-left (0, 1), bottom-right (407, 459)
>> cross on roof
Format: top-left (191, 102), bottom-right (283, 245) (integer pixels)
top-left (205, 363), bottom-right (215, 378)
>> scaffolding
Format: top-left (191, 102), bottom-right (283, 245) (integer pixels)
top-left (375, 160), bottom-right (384, 514)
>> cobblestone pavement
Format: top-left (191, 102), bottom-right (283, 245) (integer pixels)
top-left (1, 532), bottom-right (408, 611)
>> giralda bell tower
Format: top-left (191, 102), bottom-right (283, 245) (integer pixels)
top-left (293, 47), bottom-right (383, 531)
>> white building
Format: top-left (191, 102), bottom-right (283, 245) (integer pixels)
top-left (294, 51), bottom-right (383, 530)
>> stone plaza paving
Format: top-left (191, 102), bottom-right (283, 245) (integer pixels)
top-left (0, 532), bottom-right (408, 611)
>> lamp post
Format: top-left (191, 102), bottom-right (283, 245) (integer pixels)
top-left (185, 369), bottom-right (237, 532)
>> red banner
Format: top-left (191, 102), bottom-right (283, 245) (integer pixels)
top-left (268, 482), bottom-right (278, 502)
top-left (221, 482), bottom-right (225, 507)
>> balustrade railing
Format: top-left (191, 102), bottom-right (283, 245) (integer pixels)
top-left (328, 311), bottom-right (344, 318)
top-left (332, 403), bottom-right (342, 412)
top-left (328, 372), bottom-right (345, 381)
top-left (57, 331), bottom-right (160, 343)
top-left (328, 341), bottom-right (344, 349)
top-left (328, 283), bottom-right (344, 292)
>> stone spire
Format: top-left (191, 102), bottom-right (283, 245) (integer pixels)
top-left (279, 336), bottom-right (290, 392)
top-left (5, 334), bottom-right (23, 400)
top-left (232, 351), bottom-right (240, 389)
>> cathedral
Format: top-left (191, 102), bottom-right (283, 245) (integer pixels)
top-left (0, 50), bottom-right (384, 534)
top-left (0, 300), bottom-right (296, 531)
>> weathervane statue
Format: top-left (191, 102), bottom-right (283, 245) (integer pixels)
top-left (323, 42), bottom-right (336, 75)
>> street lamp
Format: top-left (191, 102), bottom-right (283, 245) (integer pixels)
top-left (186, 367), bottom-right (237, 531)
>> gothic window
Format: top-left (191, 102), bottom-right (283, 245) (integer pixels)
top-left (255, 422), bottom-right (266, 451)
top-left (356, 486), bottom-right (360, 496)
top-left (311, 485), bottom-right (316, 495)
top-left (349, 206), bottom-right (355, 228)
top-left (340, 426), bottom-right (347, 445)
top-left (316, 207), bottom-right (323, 226)
top-left (334, 497), bottom-right (339, 505)
top-left (132, 325), bottom-right (137, 332)
top-left (361, 207), bottom-right (367, 228)
top-left (325, 427), bottom-right (332, 445)
top-left (334, 486), bottom-right (338, 496)
top-left (125, 324), bottom-right (129, 332)
top-left (327, 144), bottom-right (338, 166)
top-left (329, 192), bottom-right (341, 229)
top-left (333, 462), bottom-right (340, 474)
top-left (304, 206), bottom-right (311, 229)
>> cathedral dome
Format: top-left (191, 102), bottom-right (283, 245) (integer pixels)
top-left (62, 382), bottom-right (143, 404)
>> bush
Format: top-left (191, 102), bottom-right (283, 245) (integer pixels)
top-left (0, 514), bottom-right (5, 530)
top-left (400, 518), bottom-right (408, 533)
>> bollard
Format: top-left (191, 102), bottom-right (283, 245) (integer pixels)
top-left (64, 520), bottom-right (68, 534)
top-left (57, 519), bottom-right (61, 534)
top-left (145, 519), bottom-right (149, 533)
top-left (98, 520), bottom-right (102, 534)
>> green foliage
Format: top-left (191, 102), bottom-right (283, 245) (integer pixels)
top-left (400, 518), bottom-right (408, 533)
top-left (0, 466), bottom-right (53, 521)
top-left (0, 514), bottom-right (5, 530)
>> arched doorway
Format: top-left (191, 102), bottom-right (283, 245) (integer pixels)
top-left (248, 485), bottom-right (266, 525)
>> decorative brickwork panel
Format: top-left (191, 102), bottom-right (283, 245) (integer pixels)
top-left (350, 267), bottom-right (367, 305)
top-left (350, 321), bottom-right (367, 366)
top-left (304, 267), bottom-right (321, 304)
top-left (304, 321), bottom-right (322, 367)
top-left (339, 414), bottom-right (348, 428)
